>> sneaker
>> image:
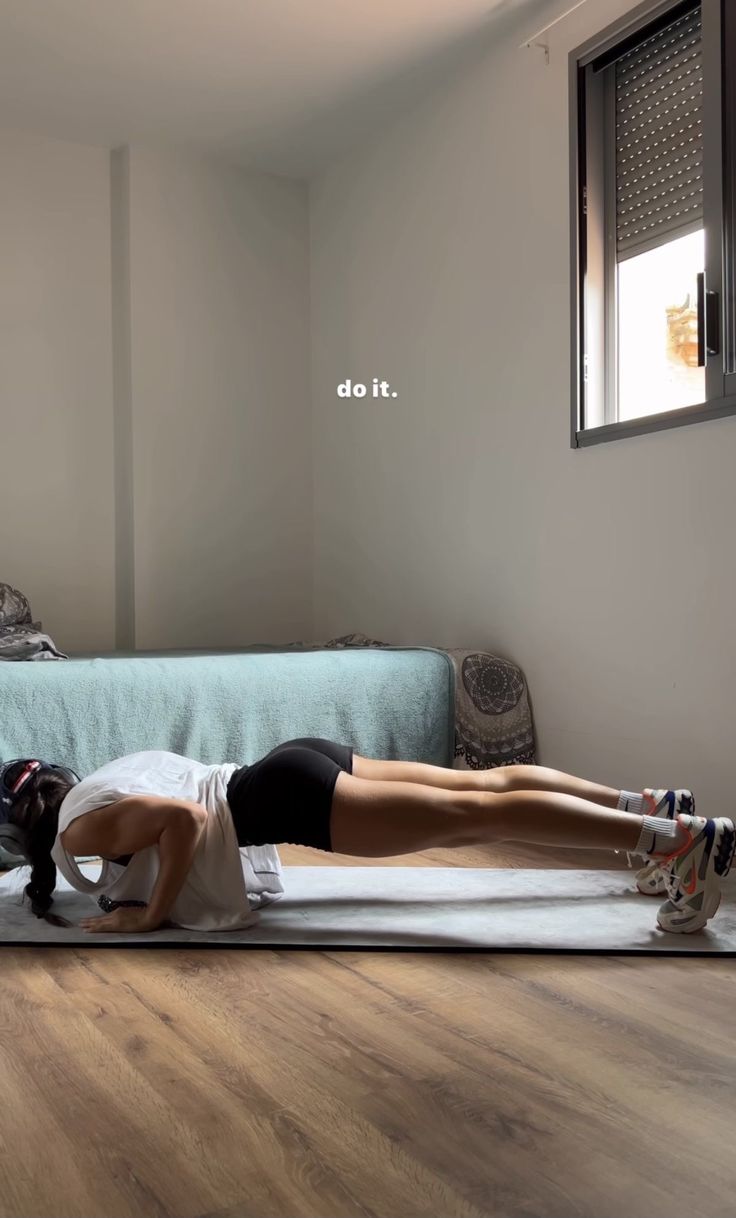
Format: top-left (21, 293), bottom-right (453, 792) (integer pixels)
top-left (654, 814), bottom-right (736, 934)
top-left (634, 789), bottom-right (694, 895)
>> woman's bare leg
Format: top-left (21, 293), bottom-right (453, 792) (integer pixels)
top-left (330, 772), bottom-right (648, 859)
top-left (352, 755), bottom-right (622, 810)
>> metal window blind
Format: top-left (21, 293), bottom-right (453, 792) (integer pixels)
top-left (615, 4), bottom-right (703, 259)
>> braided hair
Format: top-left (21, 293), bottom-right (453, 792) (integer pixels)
top-left (9, 767), bottom-right (77, 926)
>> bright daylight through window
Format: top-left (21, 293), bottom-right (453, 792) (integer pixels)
top-left (571, 0), bottom-right (736, 445)
top-left (617, 228), bottom-right (704, 420)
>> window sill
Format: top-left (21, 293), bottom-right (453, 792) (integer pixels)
top-left (574, 394), bottom-right (736, 446)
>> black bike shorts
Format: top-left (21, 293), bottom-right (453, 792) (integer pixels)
top-left (226, 736), bottom-right (354, 853)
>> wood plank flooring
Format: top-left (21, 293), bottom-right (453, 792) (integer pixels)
top-left (2, 841), bottom-right (735, 1218)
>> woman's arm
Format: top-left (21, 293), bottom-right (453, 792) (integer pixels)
top-left (144, 810), bottom-right (206, 928)
top-left (61, 796), bottom-right (208, 928)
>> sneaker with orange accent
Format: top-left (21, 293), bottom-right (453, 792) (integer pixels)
top-left (652, 814), bottom-right (736, 934)
top-left (634, 790), bottom-right (695, 895)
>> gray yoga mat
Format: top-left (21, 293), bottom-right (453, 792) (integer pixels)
top-left (2, 864), bottom-right (736, 953)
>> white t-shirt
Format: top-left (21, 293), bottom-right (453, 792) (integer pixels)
top-left (51, 750), bottom-right (284, 932)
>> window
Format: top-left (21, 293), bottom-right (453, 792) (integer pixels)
top-left (570, 0), bottom-right (736, 444)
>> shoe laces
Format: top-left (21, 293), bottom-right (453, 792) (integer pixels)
top-left (651, 819), bottom-right (698, 904)
top-left (635, 857), bottom-right (667, 886)
top-left (619, 850), bottom-right (665, 876)
top-left (660, 862), bottom-right (682, 904)
top-left (615, 850), bottom-right (637, 870)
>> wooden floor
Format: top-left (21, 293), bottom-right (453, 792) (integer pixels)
top-left (2, 841), bottom-right (736, 1218)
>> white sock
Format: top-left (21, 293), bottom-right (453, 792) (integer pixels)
top-left (618, 790), bottom-right (644, 815)
top-left (634, 815), bottom-right (688, 859)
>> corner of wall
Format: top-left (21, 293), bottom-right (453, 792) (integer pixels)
top-left (110, 146), bottom-right (136, 651)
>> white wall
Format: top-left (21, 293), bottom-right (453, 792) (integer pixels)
top-left (124, 148), bottom-right (311, 649)
top-left (0, 133), bottom-right (312, 653)
top-left (309, 0), bottom-right (736, 808)
top-left (0, 131), bottom-right (116, 652)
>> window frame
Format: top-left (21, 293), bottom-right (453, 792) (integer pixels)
top-left (569, 0), bottom-right (735, 447)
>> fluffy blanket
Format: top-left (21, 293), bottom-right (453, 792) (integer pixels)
top-left (0, 583), bottom-right (67, 661)
top-left (293, 633), bottom-right (536, 770)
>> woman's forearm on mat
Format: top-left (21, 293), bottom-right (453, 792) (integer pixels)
top-left (145, 814), bottom-right (205, 927)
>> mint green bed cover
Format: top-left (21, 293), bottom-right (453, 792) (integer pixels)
top-left (0, 646), bottom-right (456, 777)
